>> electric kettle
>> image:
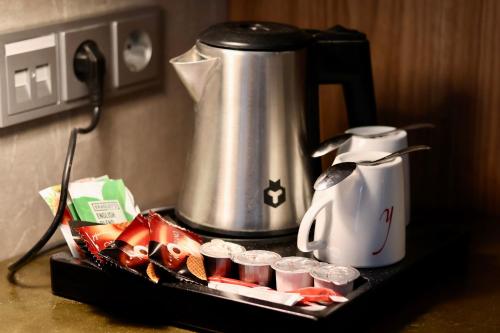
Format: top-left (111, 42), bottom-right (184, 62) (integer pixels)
top-left (170, 22), bottom-right (377, 236)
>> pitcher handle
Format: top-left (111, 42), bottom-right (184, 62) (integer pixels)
top-left (297, 195), bottom-right (332, 252)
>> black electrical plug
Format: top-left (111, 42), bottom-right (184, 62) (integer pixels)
top-left (74, 40), bottom-right (106, 107)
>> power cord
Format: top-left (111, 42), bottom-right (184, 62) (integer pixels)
top-left (7, 40), bottom-right (106, 283)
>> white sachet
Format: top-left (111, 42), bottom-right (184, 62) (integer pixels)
top-left (208, 281), bottom-right (303, 306)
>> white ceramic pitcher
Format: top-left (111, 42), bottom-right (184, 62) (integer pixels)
top-left (297, 151), bottom-right (406, 268)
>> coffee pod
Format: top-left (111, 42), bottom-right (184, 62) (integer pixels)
top-left (310, 264), bottom-right (360, 295)
top-left (200, 239), bottom-right (246, 278)
top-left (271, 256), bottom-right (319, 292)
top-left (232, 250), bottom-right (281, 287)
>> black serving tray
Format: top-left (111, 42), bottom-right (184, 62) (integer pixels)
top-left (50, 210), bottom-right (468, 332)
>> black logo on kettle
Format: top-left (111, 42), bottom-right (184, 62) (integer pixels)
top-left (264, 179), bottom-right (286, 208)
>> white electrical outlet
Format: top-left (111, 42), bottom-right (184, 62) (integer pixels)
top-left (0, 6), bottom-right (163, 128)
top-left (111, 11), bottom-right (161, 88)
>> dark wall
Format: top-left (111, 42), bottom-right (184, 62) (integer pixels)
top-left (229, 0), bottom-right (500, 218)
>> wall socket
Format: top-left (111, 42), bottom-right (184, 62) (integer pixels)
top-left (59, 23), bottom-right (112, 102)
top-left (0, 6), bottom-right (163, 128)
top-left (112, 12), bottom-right (161, 88)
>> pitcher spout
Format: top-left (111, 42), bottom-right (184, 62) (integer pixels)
top-left (170, 46), bottom-right (219, 102)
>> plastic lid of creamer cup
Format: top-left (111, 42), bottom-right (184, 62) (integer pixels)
top-left (200, 239), bottom-right (246, 259)
top-left (271, 256), bottom-right (318, 273)
top-left (232, 250), bottom-right (281, 266)
top-left (310, 264), bottom-right (360, 286)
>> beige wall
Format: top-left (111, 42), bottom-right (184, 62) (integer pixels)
top-left (0, 0), bottom-right (227, 261)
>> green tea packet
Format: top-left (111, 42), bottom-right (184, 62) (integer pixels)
top-left (39, 176), bottom-right (111, 258)
top-left (40, 176), bottom-right (140, 258)
top-left (68, 178), bottom-right (139, 224)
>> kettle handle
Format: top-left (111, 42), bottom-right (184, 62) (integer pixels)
top-left (307, 25), bottom-right (377, 127)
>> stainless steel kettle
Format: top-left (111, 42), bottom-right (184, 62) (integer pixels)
top-left (170, 22), bottom-right (377, 236)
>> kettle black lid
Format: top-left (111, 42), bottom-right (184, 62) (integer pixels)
top-left (198, 21), bottom-right (312, 51)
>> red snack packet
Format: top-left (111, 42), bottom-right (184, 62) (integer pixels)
top-left (147, 212), bottom-right (205, 284)
top-left (77, 221), bottom-right (130, 263)
top-left (287, 287), bottom-right (347, 304)
top-left (100, 214), bottom-right (150, 272)
top-left (69, 220), bottom-right (103, 260)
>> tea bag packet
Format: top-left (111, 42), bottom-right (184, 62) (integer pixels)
top-left (40, 184), bottom-right (78, 218)
top-left (147, 212), bottom-right (207, 284)
top-left (99, 214), bottom-right (150, 276)
top-left (39, 176), bottom-right (135, 258)
top-left (69, 178), bottom-right (139, 224)
top-left (39, 185), bottom-right (82, 258)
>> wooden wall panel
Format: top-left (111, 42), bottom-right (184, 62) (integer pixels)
top-left (229, 0), bottom-right (500, 218)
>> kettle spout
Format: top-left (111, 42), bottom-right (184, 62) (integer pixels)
top-left (170, 47), bottom-right (219, 102)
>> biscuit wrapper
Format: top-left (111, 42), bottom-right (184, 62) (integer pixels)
top-left (147, 212), bottom-right (207, 285)
top-left (99, 214), bottom-right (150, 276)
top-left (77, 221), bottom-right (131, 263)
top-left (69, 220), bottom-right (103, 260)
